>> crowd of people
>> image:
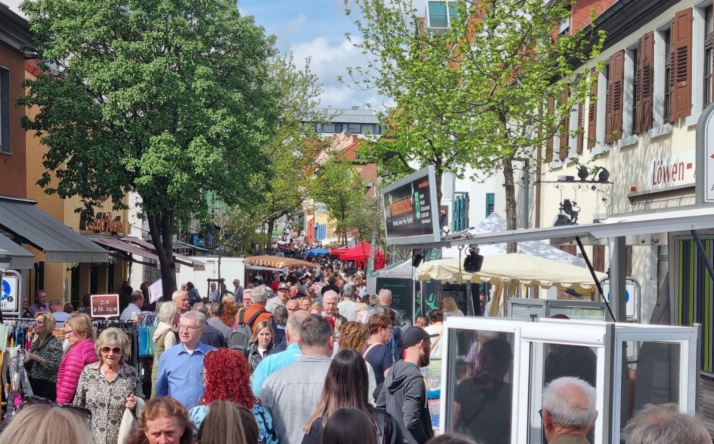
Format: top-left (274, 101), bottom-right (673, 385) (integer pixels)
top-left (0, 266), bottom-right (712, 444)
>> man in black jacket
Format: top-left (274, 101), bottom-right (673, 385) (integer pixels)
top-left (376, 327), bottom-right (434, 444)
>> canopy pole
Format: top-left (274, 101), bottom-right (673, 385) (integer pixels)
top-left (575, 236), bottom-right (615, 321)
top-left (691, 230), bottom-right (714, 285)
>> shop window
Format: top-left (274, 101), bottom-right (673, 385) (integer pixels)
top-left (0, 67), bottom-right (9, 153)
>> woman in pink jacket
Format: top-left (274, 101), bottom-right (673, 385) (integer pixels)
top-left (56, 313), bottom-right (97, 404)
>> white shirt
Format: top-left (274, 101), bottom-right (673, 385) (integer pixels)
top-left (120, 303), bottom-right (142, 321)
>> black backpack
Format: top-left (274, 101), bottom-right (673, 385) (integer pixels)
top-left (228, 309), bottom-right (266, 351)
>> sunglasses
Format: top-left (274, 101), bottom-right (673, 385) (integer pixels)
top-left (101, 347), bottom-right (122, 354)
top-left (22, 395), bottom-right (92, 424)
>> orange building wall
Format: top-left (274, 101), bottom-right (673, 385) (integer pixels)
top-left (571, 0), bottom-right (617, 33)
top-left (0, 43), bottom-right (27, 198)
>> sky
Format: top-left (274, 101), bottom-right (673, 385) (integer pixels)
top-left (2, 0), bottom-right (429, 111)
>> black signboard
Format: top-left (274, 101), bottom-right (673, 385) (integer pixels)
top-left (382, 166), bottom-right (441, 245)
top-left (417, 279), bottom-right (442, 317)
top-left (376, 277), bottom-right (414, 324)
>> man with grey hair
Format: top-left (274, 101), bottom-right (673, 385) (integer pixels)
top-left (260, 315), bottom-right (334, 444)
top-left (625, 403), bottom-right (712, 444)
top-left (193, 303), bottom-right (227, 348)
top-left (541, 376), bottom-right (598, 444)
top-left (338, 283), bottom-right (359, 321)
top-left (252, 310), bottom-right (310, 395)
top-left (322, 290), bottom-right (347, 330)
top-left (155, 311), bottom-right (216, 409)
top-left (172, 289), bottom-right (191, 314)
top-left (241, 284), bottom-right (275, 332)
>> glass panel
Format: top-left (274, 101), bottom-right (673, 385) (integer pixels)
top-left (445, 328), bottom-right (515, 444)
top-left (527, 342), bottom-right (599, 444)
top-left (428, 1), bottom-right (448, 28)
top-left (321, 123), bottom-right (335, 133)
top-left (621, 341), bottom-right (680, 438)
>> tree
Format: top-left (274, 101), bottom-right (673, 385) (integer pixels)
top-left (309, 159), bottom-right (366, 245)
top-left (346, 0), bottom-right (605, 247)
top-left (21, 0), bottom-right (280, 298)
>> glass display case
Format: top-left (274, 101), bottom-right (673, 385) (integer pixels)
top-left (439, 317), bottom-right (699, 443)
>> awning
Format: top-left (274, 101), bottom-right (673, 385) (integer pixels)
top-left (0, 233), bottom-right (34, 269)
top-left (0, 196), bottom-right (108, 263)
top-left (121, 237), bottom-right (201, 268)
top-left (245, 255), bottom-right (318, 269)
top-left (88, 236), bottom-right (160, 263)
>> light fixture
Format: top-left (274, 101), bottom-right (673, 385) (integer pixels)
top-left (463, 247), bottom-right (483, 272)
top-left (0, 249), bottom-right (11, 273)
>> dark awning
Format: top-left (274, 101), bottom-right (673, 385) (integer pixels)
top-left (88, 236), bottom-right (160, 263)
top-left (121, 237), bottom-right (202, 268)
top-left (0, 233), bottom-right (34, 269)
top-left (0, 196), bottom-right (108, 263)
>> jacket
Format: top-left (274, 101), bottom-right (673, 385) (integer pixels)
top-left (151, 322), bottom-right (178, 397)
top-left (56, 338), bottom-right (97, 404)
top-left (244, 341), bottom-right (274, 373)
top-left (376, 360), bottom-right (433, 444)
top-left (241, 302), bottom-right (276, 332)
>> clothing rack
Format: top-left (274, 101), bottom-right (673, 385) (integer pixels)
top-left (93, 320), bottom-right (140, 369)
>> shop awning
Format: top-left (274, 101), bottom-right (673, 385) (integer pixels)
top-left (121, 237), bottom-right (202, 268)
top-left (0, 196), bottom-right (108, 263)
top-left (245, 255), bottom-right (318, 269)
top-left (88, 236), bottom-right (160, 263)
top-left (0, 233), bottom-right (34, 269)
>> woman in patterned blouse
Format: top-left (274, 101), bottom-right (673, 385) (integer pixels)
top-left (74, 327), bottom-right (145, 444)
top-left (24, 312), bottom-right (63, 401)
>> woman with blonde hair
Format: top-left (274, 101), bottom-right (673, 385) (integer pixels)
top-left (56, 313), bottom-right (97, 403)
top-left (309, 302), bottom-right (323, 315)
top-left (338, 321), bottom-right (377, 404)
top-left (243, 321), bottom-right (274, 372)
top-left (299, 297), bottom-right (312, 311)
top-left (73, 327), bottom-right (144, 444)
top-left (441, 297), bottom-right (464, 316)
top-left (151, 301), bottom-right (179, 396)
top-left (0, 403), bottom-right (94, 444)
top-left (25, 312), bottom-right (63, 400)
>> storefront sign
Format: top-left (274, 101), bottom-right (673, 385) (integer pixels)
top-left (91, 294), bottom-right (120, 318)
top-left (646, 150), bottom-right (695, 191)
top-left (696, 103), bottom-right (714, 203)
top-left (1, 273), bottom-right (19, 312)
top-left (80, 213), bottom-right (124, 234)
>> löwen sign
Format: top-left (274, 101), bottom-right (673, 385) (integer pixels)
top-left (80, 213), bottom-right (124, 234)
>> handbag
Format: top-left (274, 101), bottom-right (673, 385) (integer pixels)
top-left (138, 314), bottom-right (156, 358)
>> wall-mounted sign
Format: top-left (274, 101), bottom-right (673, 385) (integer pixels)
top-left (1, 273), bottom-right (19, 312)
top-left (696, 103), bottom-right (714, 203)
top-left (80, 213), bottom-right (124, 234)
top-left (91, 294), bottom-right (120, 318)
top-left (646, 150), bottom-right (695, 192)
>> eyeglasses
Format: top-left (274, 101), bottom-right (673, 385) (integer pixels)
top-left (23, 395), bottom-right (92, 424)
top-left (101, 347), bottom-right (122, 354)
top-left (179, 325), bottom-right (199, 332)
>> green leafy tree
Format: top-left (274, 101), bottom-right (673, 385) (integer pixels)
top-left (346, 0), bottom-right (606, 248)
top-left (309, 159), bottom-right (366, 245)
top-left (20, 0), bottom-right (280, 298)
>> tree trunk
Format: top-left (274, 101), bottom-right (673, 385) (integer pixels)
top-left (502, 155), bottom-right (518, 254)
top-left (147, 211), bottom-right (177, 302)
top-left (267, 218), bottom-right (275, 252)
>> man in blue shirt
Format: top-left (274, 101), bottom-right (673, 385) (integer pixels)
top-left (155, 311), bottom-right (216, 410)
top-left (251, 310), bottom-right (309, 396)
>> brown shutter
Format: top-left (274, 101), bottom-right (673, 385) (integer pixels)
top-left (587, 69), bottom-right (598, 149)
top-left (559, 88), bottom-right (570, 160)
top-left (546, 97), bottom-right (555, 163)
top-left (639, 32), bottom-right (654, 133)
top-left (576, 102), bottom-right (584, 154)
top-left (670, 9), bottom-right (693, 121)
top-left (607, 51), bottom-right (625, 143)
top-left (592, 245), bottom-right (605, 273)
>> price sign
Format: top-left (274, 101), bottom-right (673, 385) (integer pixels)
top-left (90, 294), bottom-right (120, 318)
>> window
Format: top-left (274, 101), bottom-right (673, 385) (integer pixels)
top-left (428, 1), bottom-right (459, 29)
top-left (587, 69), bottom-right (598, 149)
top-left (626, 45), bottom-right (638, 137)
top-left (335, 123), bottom-right (346, 133)
top-left (485, 193), bottom-right (495, 217)
top-left (704, 5), bottom-right (713, 107)
top-left (0, 67), bottom-right (9, 153)
top-left (349, 123), bottom-right (362, 134)
top-left (559, 88), bottom-right (570, 160)
top-left (321, 123), bottom-right (336, 133)
top-left (663, 28), bottom-right (672, 123)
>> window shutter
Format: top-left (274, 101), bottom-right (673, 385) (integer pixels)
top-left (587, 69), bottom-right (598, 150)
top-left (607, 51), bottom-right (625, 143)
top-left (546, 97), bottom-right (555, 163)
top-left (670, 8), bottom-right (692, 121)
top-left (639, 32), bottom-right (654, 133)
top-left (559, 88), bottom-right (570, 160)
top-left (577, 102), bottom-right (584, 154)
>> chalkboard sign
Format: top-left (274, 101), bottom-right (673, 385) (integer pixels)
top-left (417, 280), bottom-right (441, 317)
top-left (376, 277), bottom-right (414, 324)
top-left (91, 294), bottom-right (120, 318)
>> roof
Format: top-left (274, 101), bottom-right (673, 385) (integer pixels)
top-left (0, 3), bottom-right (32, 54)
top-left (318, 108), bottom-right (381, 125)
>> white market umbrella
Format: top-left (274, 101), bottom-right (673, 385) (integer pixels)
top-left (417, 253), bottom-right (606, 294)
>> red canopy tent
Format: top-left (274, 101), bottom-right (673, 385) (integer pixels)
top-left (330, 246), bottom-right (350, 257)
top-left (340, 241), bottom-right (385, 271)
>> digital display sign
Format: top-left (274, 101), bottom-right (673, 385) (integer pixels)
top-left (382, 165), bottom-right (441, 245)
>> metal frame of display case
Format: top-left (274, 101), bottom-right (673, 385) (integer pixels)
top-left (439, 316), bottom-right (699, 444)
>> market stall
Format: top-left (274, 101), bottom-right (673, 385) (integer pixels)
top-left (244, 255), bottom-right (318, 269)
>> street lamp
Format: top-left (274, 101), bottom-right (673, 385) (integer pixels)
top-left (0, 249), bottom-right (11, 274)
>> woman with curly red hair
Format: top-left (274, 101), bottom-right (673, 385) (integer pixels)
top-left (188, 348), bottom-right (277, 444)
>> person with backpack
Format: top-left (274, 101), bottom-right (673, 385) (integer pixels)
top-left (229, 285), bottom-right (276, 351)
